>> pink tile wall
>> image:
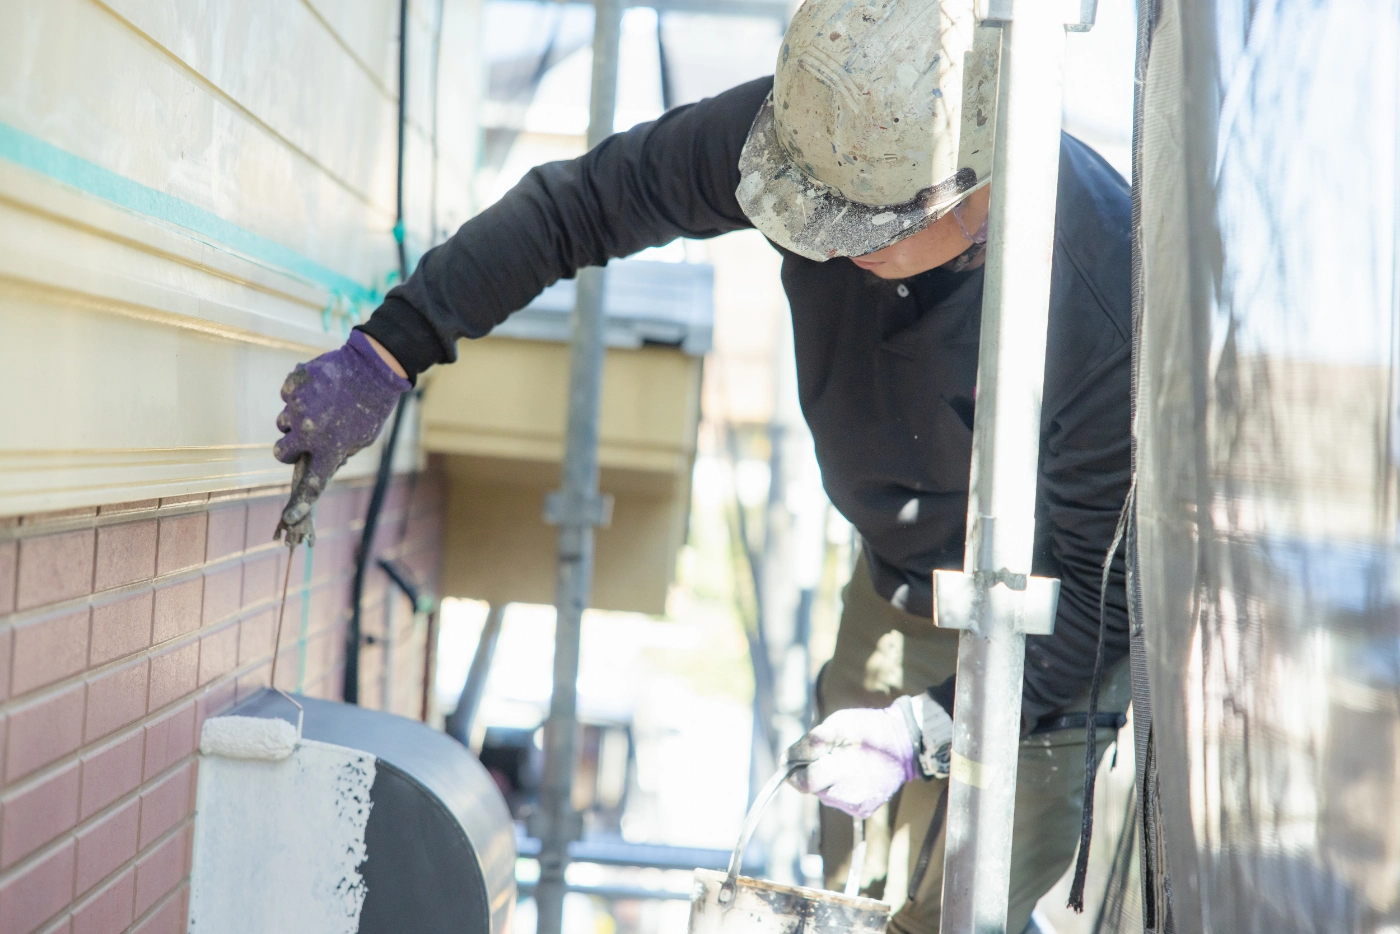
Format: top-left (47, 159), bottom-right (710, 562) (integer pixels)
top-left (84, 662), bottom-right (149, 744)
top-left (16, 532), bottom-right (94, 613)
top-left (149, 584), bottom-right (200, 646)
top-left (1, 762), bottom-right (80, 868)
top-left (0, 543), bottom-right (17, 617)
top-left (0, 471), bottom-right (443, 933)
top-left (8, 686), bottom-right (85, 783)
top-left (153, 518), bottom-right (205, 578)
top-left (140, 707), bottom-right (193, 783)
top-left (74, 800), bottom-right (139, 896)
top-left (77, 733), bottom-right (143, 821)
top-left (145, 645), bottom-right (197, 715)
top-left (89, 596), bottom-right (151, 669)
top-left (93, 525), bottom-right (156, 594)
top-left (0, 841), bottom-right (75, 934)
top-left (129, 884), bottom-right (185, 934)
top-left (71, 869), bottom-right (134, 934)
top-left (11, 611), bottom-right (88, 699)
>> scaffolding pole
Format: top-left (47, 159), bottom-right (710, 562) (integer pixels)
top-left (533, 2), bottom-right (623, 932)
top-left (933, 2), bottom-right (1090, 931)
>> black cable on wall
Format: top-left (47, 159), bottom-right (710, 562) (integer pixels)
top-left (345, 0), bottom-right (416, 704)
top-left (393, 0), bottom-right (411, 279)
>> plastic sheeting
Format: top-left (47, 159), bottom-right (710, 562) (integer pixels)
top-left (1134, 0), bottom-right (1400, 931)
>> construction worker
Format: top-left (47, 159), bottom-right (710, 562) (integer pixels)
top-left (273, 0), bottom-right (1130, 930)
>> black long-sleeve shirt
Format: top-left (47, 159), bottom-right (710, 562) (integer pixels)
top-left (362, 77), bottom-right (1131, 725)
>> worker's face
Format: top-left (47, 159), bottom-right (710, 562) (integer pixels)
top-left (849, 187), bottom-right (991, 280)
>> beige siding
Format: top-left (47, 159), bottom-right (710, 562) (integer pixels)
top-left (0, 0), bottom-right (483, 515)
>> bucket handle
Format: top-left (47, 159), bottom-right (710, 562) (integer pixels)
top-left (717, 757), bottom-right (866, 907)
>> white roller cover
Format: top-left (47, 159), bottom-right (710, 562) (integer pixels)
top-left (199, 716), bottom-right (298, 761)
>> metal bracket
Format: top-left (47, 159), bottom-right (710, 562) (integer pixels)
top-left (975, 0), bottom-right (1097, 31)
top-left (932, 568), bottom-right (1060, 637)
top-left (543, 491), bottom-right (615, 528)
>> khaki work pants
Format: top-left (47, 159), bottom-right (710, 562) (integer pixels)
top-left (816, 556), bottom-right (1129, 934)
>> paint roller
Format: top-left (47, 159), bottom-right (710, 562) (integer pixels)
top-left (200, 715), bottom-right (298, 761)
top-left (199, 451), bottom-right (322, 762)
top-left (203, 451), bottom-right (318, 760)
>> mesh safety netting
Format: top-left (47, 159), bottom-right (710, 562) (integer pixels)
top-left (1124, 0), bottom-right (1400, 931)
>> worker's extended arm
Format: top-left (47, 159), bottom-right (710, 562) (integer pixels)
top-left (358, 76), bottom-right (768, 379)
top-left (274, 77), bottom-right (771, 515)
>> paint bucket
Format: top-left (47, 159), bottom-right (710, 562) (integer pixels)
top-left (688, 761), bottom-right (891, 934)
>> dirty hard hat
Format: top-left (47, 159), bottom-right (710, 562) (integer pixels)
top-left (737, 0), bottom-right (998, 262)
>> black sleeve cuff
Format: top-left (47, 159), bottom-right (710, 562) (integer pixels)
top-left (357, 294), bottom-right (450, 383)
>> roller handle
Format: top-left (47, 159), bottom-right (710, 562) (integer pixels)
top-left (274, 454), bottom-right (317, 548)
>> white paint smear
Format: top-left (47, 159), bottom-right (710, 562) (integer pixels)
top-left (188, 739), bottom-right (376, 934)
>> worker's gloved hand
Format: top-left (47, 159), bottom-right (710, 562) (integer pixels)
top-left (273, 330), bottom-right (410, 531)
top-left (786, 694), bottom-right (952, 819)
top-left (787, 704), bottom-right (915, 818)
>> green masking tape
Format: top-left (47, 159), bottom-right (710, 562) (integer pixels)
top-left (0, 120), bottom-right (384, 313)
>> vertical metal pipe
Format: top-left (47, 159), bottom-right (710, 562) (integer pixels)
top-left (938, 5), bottom-right (1069, 932)
top-left (394, 0), bottom-right (410, 277)
top-left (382, 593), bottom-right (395, 711)
top-left (447, 602), bottom-right (508, 745)
top-left (534, 3), bottom-right (622, 932)
top-left (420, 608), bottom-right (438, 723)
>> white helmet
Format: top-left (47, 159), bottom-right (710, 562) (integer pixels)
top-left (737, 0), bottom-right (998, 262)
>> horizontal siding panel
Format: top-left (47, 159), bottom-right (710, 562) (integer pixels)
top-left (0, 164), bottom-right (338, 350)
top-left (0, 297), bottom-right (423, 514)
top-left (102, 0), bottom-right (399, 215)
top-left (0, 0), bottom-right (472, 513)
top-left (437, 0), bottom-right (485, 180)
top-left (0, 0), bottom-right (397, 284)
top-left (303, 0), bottom-right (402, 91)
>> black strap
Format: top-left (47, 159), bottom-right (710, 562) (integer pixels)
top-left (1030, 711), bottom-right (1127, 736)
top-left (906, 784), bottom-right (950, 903)
top-left (1068, 483), bottom-right (1135, 912)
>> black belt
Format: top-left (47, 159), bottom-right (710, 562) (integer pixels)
top-left (1030, 711), bottom-right (1126, 735)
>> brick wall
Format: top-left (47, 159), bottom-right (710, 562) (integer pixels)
top-left (0, 469), bottom-right (444, 934)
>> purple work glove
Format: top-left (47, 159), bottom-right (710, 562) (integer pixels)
top-left (786, 704), bottom-right (918, 819)
top-left (273, 330), bottom-right (410, 541)
top-left (786, 694), bottom-right (953, 819)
